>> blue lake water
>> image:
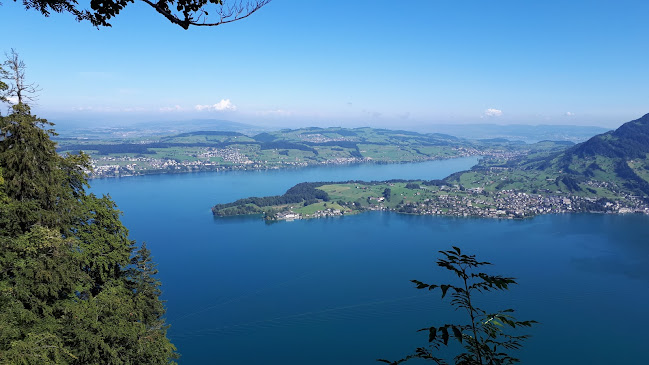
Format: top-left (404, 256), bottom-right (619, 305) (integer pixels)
top-left (89, 158), bottom-right (649, 365)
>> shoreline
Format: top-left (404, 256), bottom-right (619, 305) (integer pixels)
top-left (87, 155), bottom-right (481, 180)
top-left (213, 180), bottom-right (649, 222)
top-left (237, 204), bottom-right (649, 223)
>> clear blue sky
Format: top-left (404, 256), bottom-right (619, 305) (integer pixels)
top-left (1, 0), bottom-right (648, 129)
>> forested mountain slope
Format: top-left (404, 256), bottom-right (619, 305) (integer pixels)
top-left (537, 113), bottom-right (649, 195)
top-left (442, 113), bottom-right (649, 198)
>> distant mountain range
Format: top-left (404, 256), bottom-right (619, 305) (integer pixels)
top-left (132, 119), bottom-right (266, 134)
top-left (423, 124), bottom-right (610, 143)
top-left (54, 118), bottom-right (608, 144)
top-left (53, 119), bottom-right (267, 139)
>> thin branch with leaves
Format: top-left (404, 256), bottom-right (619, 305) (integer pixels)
top-left (16, 0), bottom-right (272, 30)
top-left (136, 0), bottom-right (272, 30)
top-left (379, 246), bottom-right (537, 365)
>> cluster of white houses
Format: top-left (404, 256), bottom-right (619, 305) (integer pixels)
top-left (389, 189), bottom-right (648, 218)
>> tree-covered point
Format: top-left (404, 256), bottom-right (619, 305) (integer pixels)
top-left (0, 57), bottom-right (177, 363)
top-left (212, 182), bottom-right (330, 216)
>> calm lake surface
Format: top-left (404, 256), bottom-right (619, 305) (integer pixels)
top-left (89, 157), bottom-right (649, 365)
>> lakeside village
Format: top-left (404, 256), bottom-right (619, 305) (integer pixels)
top-left (87, 146), bottom-right (517, 178)
top-left (268, 183), bottom-right (649, 221)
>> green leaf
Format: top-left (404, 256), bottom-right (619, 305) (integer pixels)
top-left (441, 284), bottom-right (451, 298)
top-left (411, 280), bottom-right (429, 289)
top-left (451, 326), bottom-right (463, 342)
top-left (440, 326), bottom-right (450, 345)
top-left (428, 327), bottom-right (437, 343)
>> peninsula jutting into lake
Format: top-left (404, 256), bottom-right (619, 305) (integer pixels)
top-left (213, 114), bottom-right (649, 221)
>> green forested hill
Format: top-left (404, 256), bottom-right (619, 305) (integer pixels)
top-left (526, 113), bottom-right (649, 195)
top-left (0, 105), bottom-right (178, 362)
top-left (445, 113), bottom-right (649, 197)
top-left (569, 113), bottom-right (649, 159)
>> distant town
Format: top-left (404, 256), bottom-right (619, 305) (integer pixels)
top-left (213, 178), bottom-right (649, 223)
top-left (88, 145), bottom-right (504, 178)
top-left (54, 127), bottom-right (559, 179)
top-left (278, 189), bottom-right (647, 222)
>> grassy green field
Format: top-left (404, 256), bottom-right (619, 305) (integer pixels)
top-left (319, 182), bottom-right (451, 209)
top-left (293, 202), bottom-right (347, 215)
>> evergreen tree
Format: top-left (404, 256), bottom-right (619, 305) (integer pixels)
top-left (128, 243), bottom-right (167, 328)
top-left (383, 187), bottom-right (392, 202)
top-left (0, 52), bottom-right (178, 364)
top-left (0, 104), bottom-right (57, 222)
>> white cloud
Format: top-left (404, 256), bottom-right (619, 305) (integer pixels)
top-left (483, 108), bottom-right (503, 117)
top-left (564, 112), bottom-right (575, 116)
top-left (5, 96), bottom-right (18, 104)
top-left (195, 99), bottom-right (237, 112)
top-left (160, 105), bottom-right (183, 112)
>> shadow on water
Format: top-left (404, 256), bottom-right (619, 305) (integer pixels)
top-left (212, 214), bottom-right (264, 225)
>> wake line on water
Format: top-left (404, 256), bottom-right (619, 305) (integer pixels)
top-left (168, 271), bottom-right (317, 322)
top-left (170, 293), bottom-right (437, 339)
top-left (168, 273), bottom-right (623, 339)
top-left (177, 287), bottom-right (626, 337)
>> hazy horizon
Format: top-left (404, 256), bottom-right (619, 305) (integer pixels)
top-left (49, 115), bottom-right (616, 131)
top-left (39, 108), bottom-right (643, 130)
top-left (2, 0), bottom-right (648, 130)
